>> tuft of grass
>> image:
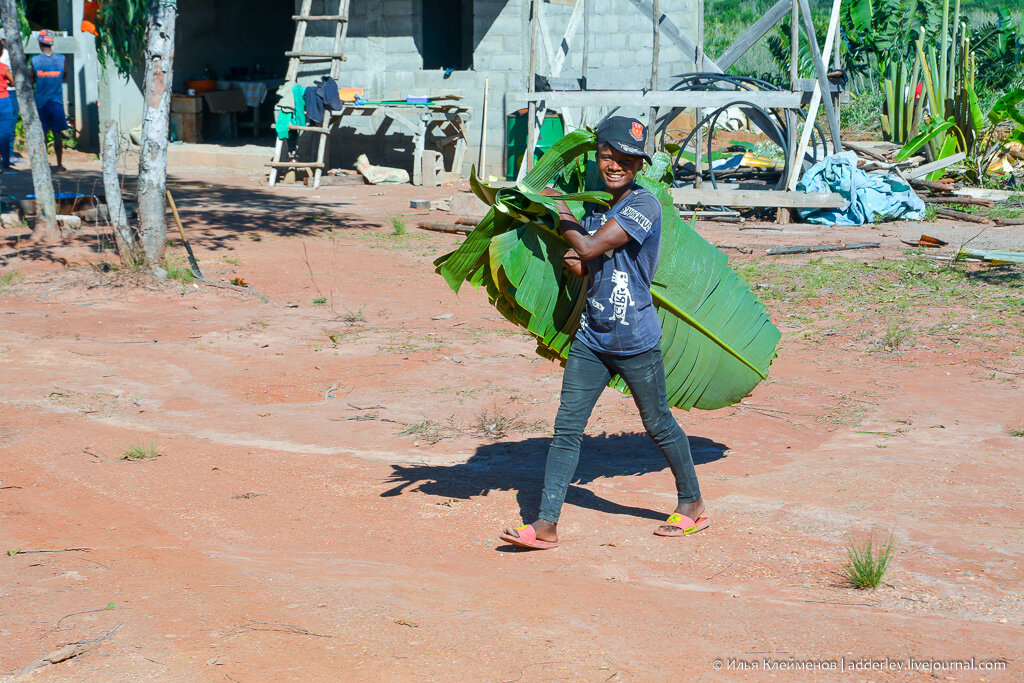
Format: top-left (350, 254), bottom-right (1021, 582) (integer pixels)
top-left (224, 256), bottom-right (241, 266)
top-left (472, 409), bottom-right (547, 440)
top-left (397, 419), bottom-right (445, 444)
top-left (122, 444), bottom-right (161, 461)
top-left (1009, 427), bottom-right (1024, 437)
top-left (0, 268), bottom-right (20, 291)
top-left (843, 533), bottom-right (895, 589)
top-left (877, 320), bottom-right (916, 353)
top-left (342, 308), bottom-right (365, 323)
top-left (312, 296), bottom-right (327, 306)
top-left (163, 255), bottom-right (195, 285)
top-left (389, 216), bottom-right (407, 236)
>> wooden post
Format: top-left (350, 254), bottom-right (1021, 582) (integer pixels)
top-left (518, 0), bottom-right (540, 181)
top-left (649, 0), bottom-right (659, 156)
top-left (797, 0), bottom-right (841, 151)
top-left (832, 17), bottom-right (841, 128)
top-left (778, 0), bottom-right (799, 214)
top-left (787, 0), bottom-right (842, 191)
top-left (581, 0), bottom-right (589, 127)
top-left (694, 0), bottom-right (704, 189)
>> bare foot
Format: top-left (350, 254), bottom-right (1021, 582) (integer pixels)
top-left (500, 518), bottom-right (558, 544)
top-left (655, 498), bottom-right (706, 535)
top-left (54, 165), bottom-right (67, 174)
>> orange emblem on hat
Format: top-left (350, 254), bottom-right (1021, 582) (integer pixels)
top-left (630, 121), bottom-right (644, 141)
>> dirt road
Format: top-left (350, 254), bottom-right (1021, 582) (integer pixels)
top-left (1, 156), bottom-right (1021, 680)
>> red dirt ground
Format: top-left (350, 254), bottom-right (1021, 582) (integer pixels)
top-left (1, 152), bottom-right (1021, 681)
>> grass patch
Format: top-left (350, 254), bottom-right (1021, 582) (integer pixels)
top-left (472, 409), bottom-right (547, 440)
top-left (875, 320), bottom-right (916, 353)
top-left (0, 268), bottom-right (20, 292)
top-left (312, 296), bottom-right (327, 306)
top-left (843, 533), bottom-right (895, 589)
top-left (163, 255), bottom-right (194, 285)
top-left (738, 256), bottom-right (1024, 342)
top-left (122, 444), bottom-right (161, 461)
top-left (1009, 427), bottom-right (1024, 437)
top-left (390, 216), bottom-right (407, 236)
top-left (342, 308), bottom-right (365, 323)
top-left (224, 256), bottom-right (241, 266)
top-left (397, 419), bottom-right (446, 444)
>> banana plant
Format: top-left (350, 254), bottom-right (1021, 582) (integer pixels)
top-left (435, 130), bottom-right (780, 411)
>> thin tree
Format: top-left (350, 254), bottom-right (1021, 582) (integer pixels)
top-left (0, 0), bottom-right (57, 241)
top-left (135, 0), bottom-right (175, 264)
top-left (94, 0), bottom-right (176, 268)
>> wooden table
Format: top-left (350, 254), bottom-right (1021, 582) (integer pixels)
top-left (328, 102), bottom-right (471, 185)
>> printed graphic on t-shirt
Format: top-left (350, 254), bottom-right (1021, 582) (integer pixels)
top-left (619, 205), bottom-right (653, 232)
top-left (609, 270), bottom-right (634, 325)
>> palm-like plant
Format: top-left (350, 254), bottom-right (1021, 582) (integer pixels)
top-left (435, 131), bottom-right (781, 411)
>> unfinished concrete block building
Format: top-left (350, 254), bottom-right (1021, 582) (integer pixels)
top-left (99, 0), bottom-right (697, 177)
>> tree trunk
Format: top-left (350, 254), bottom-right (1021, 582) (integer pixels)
top-left (136, 0), bottom-right (176, 266)
top-left (0, 0), bottom-right (57, 241)
top-left (102, 120), bottom-right (140, 263)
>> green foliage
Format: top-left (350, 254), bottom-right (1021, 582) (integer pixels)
top-left (162, 254), bottom-right (194, 284)
top-left (844, 90), bottom-right (885, 135)
top-left (122, 443), bottom-right (161, 460)
top-left (436, 131), bottom-right (781, 411)
top-left (972, 7), bottom-right (1024, 91)
top-left (389, 216), bottom-right (407, 236)
top-left (843, 533), bottom-right (895, 589)
top-left (0, 268), bottom-right (20, 291)
top-left (881, 58), bottom-right (924, 143)
top-left (95, 0), bottom-right (152, 77)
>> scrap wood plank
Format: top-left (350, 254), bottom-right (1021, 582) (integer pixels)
top-left (934, 207), bottom-right (991, 224)
top-left (958, 248), bottom-right (1024, 264)
top-left (767, 242), bottom-right (880, 255)
top-left (669, 188), bottom-right (844, 208)
top-left (716, 0), bottom-right (790, 71)
top-left (902, 152), bottom-right (966, 179)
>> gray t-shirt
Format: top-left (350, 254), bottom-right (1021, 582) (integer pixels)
top-left (574, 185), bottom-right (662, 356)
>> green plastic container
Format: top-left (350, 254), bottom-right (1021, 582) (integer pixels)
top-left (505, 110), bottom-right (565, 180)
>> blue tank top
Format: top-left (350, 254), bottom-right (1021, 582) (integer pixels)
top-left (32, 53), bottom-right (64, 107)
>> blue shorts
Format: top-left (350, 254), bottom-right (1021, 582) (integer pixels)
top-left (37, 100), bottom-right (67, 133)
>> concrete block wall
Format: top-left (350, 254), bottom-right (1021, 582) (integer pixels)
top-left (295, 0), bottom-right (701, 178)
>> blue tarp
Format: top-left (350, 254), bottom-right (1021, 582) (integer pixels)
top-left (797, 151), bottom-right (926, 226)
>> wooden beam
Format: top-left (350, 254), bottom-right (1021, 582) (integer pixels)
top-left (787, 0), bottom-right (842, 191)
top-left (519, 90), bottom-right (805, 109)
top-left (797, 0), bottom-right (841, 149)
top-left (624, 0), bottom-right (723, 73)
top-left (902, 152), bottom-right (966, 179)
top-left (669, 188), bottom-right (845, 208)
top-left (716, 0), bottom-right (790, 71)
top-left (649, 0), bottom-right (660, 156)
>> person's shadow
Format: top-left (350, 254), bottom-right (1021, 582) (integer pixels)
top-left (381, 432), bottom-right (727, 523)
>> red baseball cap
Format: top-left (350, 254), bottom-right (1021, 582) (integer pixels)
top-left (37, 29), bottom-right (56, 45)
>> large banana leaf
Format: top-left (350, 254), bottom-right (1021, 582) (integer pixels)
top-left (435, 130), bottom-right (780, 410)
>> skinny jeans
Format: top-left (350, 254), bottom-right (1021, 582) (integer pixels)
top-left (538, 340), bottom-right (701, 523)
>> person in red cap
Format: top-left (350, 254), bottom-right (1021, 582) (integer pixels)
top-left (499, 116), bottom-right (707, 549)
top-left (30, 29), bottom-right (68, 173)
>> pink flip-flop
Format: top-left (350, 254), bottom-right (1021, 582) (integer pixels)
top-left (499, 524), bottom-right (558, 550)
top-left (653, 513), bottom-right (710, 537)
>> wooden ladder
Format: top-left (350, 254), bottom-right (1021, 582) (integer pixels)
top-left (268, 0), bottom-right (351, 189)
